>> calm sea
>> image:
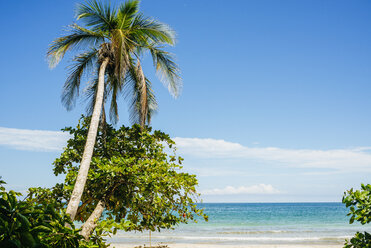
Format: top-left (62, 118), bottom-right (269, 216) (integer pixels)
top-left (108, 203), bottom-right (371, 246)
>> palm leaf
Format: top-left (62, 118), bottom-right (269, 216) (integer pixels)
top-left (84, 75), bottom-right (100, 117)
top-left (117, 0), bottom-right (140, 30)
top-left (149, 46), bottom-right (182, 97)
top-left (76, 0), bottom-right (116, 32)
top-left (84, 70), bottom-right (122, 124)
top-left (111, 29), bottom-right (129, 81)
top-left (131, 14), bottom-right (176, 46)
top-left (124, 60), bottom-right (157, 125)
top-left (135, 60), bottom-right (147, 126)
top-left (47, 24), bottom-right (104, 68)
top-left (144, 78), bottom-right (158, 125)
top-left (62, 49), bottom-right (98, 110)
top-left (107, 73), bottom-right (122, 124)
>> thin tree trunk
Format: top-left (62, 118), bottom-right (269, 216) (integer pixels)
top-left (80, 200), bottom-right (105, 240)
top-left (66, 58), bottom-right (109, 221)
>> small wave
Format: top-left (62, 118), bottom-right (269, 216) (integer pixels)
top-left (217, 230), bottom-right (291, 234)
top-left (174, 235), bottom-right (351, 242)
top-left (112, 232), bottom-right (351, 241)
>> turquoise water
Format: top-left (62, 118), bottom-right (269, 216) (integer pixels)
top-left (109, 203), bottom-right (371, 246)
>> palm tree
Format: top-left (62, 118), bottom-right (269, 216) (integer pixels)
top-left (47, 0), bottom-right (181, 221)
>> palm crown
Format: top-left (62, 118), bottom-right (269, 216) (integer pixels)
top-left (48, 0), bottom-right (181, 125)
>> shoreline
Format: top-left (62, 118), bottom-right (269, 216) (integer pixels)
top-left (110, 244), bottom-right (342, 248)
top-left (107, 203), bottom-right (357, 248)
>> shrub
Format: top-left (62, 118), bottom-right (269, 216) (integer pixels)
top-left (343, 184), bottom-right (371, 248)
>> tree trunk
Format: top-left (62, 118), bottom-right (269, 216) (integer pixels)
top-left (80, 200), bottom-right (105, 240)
top-left (66, 58), bottom-right (109, 221)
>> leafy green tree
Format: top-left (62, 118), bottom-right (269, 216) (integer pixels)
top-left (0, 179), bottom-right (105, 248)
top-left (343, 184), bottom-right (371, 247)
top-left (47, 0), bottom-right (181, 221)
top-left (30, 117), bottom-right (207, 240)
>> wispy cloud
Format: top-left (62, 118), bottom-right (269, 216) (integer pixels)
top-left (1, 127), bottom-right (371, 173)
top-left (174, 137), bottom-right (371, 172)
top-left (201, 184), bottom-right (280, 195)
top-left (0, 127), bottom-right (70, 152)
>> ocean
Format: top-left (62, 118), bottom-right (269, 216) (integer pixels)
top-left (108, 203), bottom-right (371, 246)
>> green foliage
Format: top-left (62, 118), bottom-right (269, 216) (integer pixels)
top-left (343, 184), bottom-right (371, 247)
top-left (36, 116), bottom-right (207, 236)
top-left (0, 179), bottom-right (105, 248)
top-left (343, 184), bottom-right (371, 225)
top-left (3, 117), bottom-right (207, 243)
top-left (344, 232), bottom-right (371, 248)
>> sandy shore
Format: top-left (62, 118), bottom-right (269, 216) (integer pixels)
top-left (110, 244), bottom-right (341, 248)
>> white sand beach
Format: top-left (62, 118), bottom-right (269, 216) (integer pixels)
top-left (110, 244), bottom-right (341, 248)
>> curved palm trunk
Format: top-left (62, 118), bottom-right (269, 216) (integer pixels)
top-left (66, 58), bottom-right (109, 221)
top-left (81, 200), bottom-right (105, 240)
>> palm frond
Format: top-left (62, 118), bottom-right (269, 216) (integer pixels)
top-left (123, 63), bottom-right (139, 124)
top-left (84, 77), bottom-right (109, 135)
top-left (130, 14), bottom-right (176, 46)
top-left (76, 0), bottom-right (116, 32)
top-left (124, 60), bottom-right (157, 126)
top-left (84, 76), bottom-right (99, 117)
top-left (135, 60), bottom-right (147, 126)
top-left (84, 74), bottom-right (110, 117)
top-left (107, 73), bottom-right (121, 124)
top-left (117, 0), bottom-right (139, 30)
top-left (144, 78), bottom-right (158, 125)
top-left (84, 66), bottom-right (124, 124)
top-left (149, 46), bottom-right (182, 97)
top-left (62, 49), bottom-right (99, 110)
top-left (111, 29), bottom-right (129, 80)
top-left (47, 24), bottom-right (104, 68)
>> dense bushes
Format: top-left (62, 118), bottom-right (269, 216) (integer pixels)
top-left (0, 179), bottom-right (105, 248)
top-left (343, 184), bottom-right (371, 248)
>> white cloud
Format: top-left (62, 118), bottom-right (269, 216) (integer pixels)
top-left (174, 137), bottom-right (371, 172)
top-left (201, 184), bottom-right (280, 195)
top-left (0, 127), bottom-right (70, 152)
top-left (1, 126), bottom-right (371, 173)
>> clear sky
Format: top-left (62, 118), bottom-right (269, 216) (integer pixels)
top-left (1, 0), bottom-right (371, 202)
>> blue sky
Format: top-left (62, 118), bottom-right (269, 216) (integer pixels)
top-left (1, 0), bottom-right (371, 202)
